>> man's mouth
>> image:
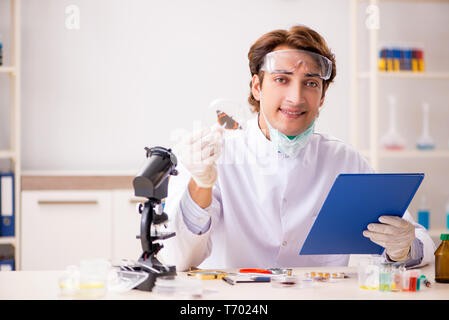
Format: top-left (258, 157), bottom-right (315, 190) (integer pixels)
top-left (279, 108), bottom-right (306, 118)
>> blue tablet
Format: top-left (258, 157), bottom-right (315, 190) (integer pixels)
top-left (299, 173), bottom-right (424, 255)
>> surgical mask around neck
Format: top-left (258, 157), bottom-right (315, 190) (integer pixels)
top-left (265, 116), bottom-right (315, 158)
top-left (259, 96), bottom-right (316, 158)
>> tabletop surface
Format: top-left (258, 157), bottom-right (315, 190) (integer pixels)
top-left (0, 264), bottom-right (447, 300)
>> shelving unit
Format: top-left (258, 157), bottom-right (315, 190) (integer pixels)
top-left (350, 0), bottom-right (449, 239)
top-left (0, 0), bottom-right (21, 269)
top-left (361, 149), bottom-right (449, 159)
top-left (358, 71), bottom-right (449, 80)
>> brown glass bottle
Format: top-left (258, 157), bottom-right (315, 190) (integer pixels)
top-left (435, 234), bottom-right (449, 283)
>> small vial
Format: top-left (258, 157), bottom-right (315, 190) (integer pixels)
top-left (401, 271), bottom-right (410, 292)
top-left (409, 274), bottom-right (417, 292)
top-left (408, 270), bottom-right (421, 292)
top-left (392, 263), bottom-right (405, 292)
top-left (379, 263), bottom-right (392, 292)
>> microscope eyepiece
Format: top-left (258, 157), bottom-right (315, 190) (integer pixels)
top-left (133, 146), bottom-right (178, 200)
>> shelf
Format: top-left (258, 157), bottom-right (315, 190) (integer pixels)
top-left (429, 228), bottom-right (449, 239)
top-left (358, 71), bottom-right (449, 80)
top-left (380, 149), bottom-right (449, 158)
top-left (360, 149), bottom-right (449, 158)
top-left (0, 150), bottom-right (15, 159)
top-left (0, 66), bottom-right (16, 74)
top-left (0, 237), bottom-right (16, 245)
top-left (376, 0), bottom-right (449, 3)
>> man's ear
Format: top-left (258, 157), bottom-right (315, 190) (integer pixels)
top-left (251, 74), bottom-right (261, 101)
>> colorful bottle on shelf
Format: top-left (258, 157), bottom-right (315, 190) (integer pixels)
top-left (435, 234), bottom-right (449, 283)
top-left (411, 48), bottom-right (419, 72)
top-left (386, 48), bottom-right (394, 72)
top-left (403, 48), bottom-right (412, 71)
top-left (393, 48), bottom-right (401, 72)
top-left (378, 48), bottom-right (387, 71)
top-left (417, 48), bottom-right (425, 72)
top-left (417, 196), bottom-right (430, 230)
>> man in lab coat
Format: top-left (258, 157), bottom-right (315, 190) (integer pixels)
top-left (161, 25), bottom-right (435, 271)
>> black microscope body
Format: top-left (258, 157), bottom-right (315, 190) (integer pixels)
top-left (132, 146), bottom-right (179, 291)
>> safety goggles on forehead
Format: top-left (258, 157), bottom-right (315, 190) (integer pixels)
top-left (260, 49), bottom-right (332, 80)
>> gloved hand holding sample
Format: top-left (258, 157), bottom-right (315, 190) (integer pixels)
top-left (175, 124), bottom-right (224, 188)
top-left (363, 215), bottom-right (415, 261)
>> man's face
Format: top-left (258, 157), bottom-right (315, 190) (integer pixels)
top-left (251, 45), bottom-right (326, 137)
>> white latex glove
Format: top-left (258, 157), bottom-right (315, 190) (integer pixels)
top-left (362, 215), bottom-right (415, 262)
top-left (175, 124), bottom-right (224, 188)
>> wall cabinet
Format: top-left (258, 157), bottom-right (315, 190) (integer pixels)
top-left (21, 189), bottom-right (143, 271)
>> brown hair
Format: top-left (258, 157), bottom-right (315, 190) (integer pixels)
top-left (247, 25), bottom-right (336, 113)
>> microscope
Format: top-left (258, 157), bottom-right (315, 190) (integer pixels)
top-left (132, 146), bottom-right (179, 291)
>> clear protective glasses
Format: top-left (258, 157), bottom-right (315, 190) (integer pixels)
top-left (260, 49), bottom-right (332, 80)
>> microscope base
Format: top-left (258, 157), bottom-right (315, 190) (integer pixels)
top-left (135, 265), bottom-right (177, 292)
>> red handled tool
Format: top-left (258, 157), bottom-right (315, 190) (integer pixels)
top-left (238, 268), bottom-right (272, 274)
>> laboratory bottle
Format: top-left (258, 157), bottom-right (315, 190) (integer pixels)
top-left (417, 196), bottom-right (430, 230)
top-left (380, 95), bottom-right (405, 150)
top-left (0, 33), bottom-right (3, 66)
top-left (435, 234), bottom-right (449, 283)
top-left (416, 102), bottom-right (435, 150)
top-left (445, 201), bottom-right (449, 230)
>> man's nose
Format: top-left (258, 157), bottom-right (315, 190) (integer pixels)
top-left (285, 80), bottom-right (304, 106)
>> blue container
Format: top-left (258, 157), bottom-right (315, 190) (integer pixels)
top-left (417, 210), bottom-right (429, 230)
top-left (446, 212), bottom-right (449, 230)
top-left (0, 259), bottom-right (14, 271)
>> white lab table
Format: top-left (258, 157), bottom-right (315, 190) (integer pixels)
top-left (0, 264), bottom-right (447, 300)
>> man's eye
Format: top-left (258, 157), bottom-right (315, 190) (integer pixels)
top-left (306, 81), bottom-right (318, 87)
top-left (274, 77), bottom-right (287, 84)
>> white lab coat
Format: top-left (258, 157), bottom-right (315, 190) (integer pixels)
top-left (160, 117), bottom-right (435, 271)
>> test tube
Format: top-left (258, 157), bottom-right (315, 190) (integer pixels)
top-left (379, 263), bottom-right (392, 292)
top-left (408, 270), bottom-right (421, 292)
top-left (392, 263), bottom-right (405, 292)
top-left (401, 270), bottom-right (410, 292)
